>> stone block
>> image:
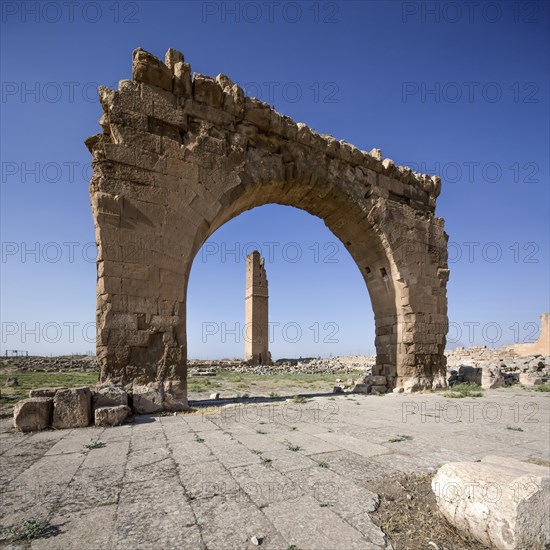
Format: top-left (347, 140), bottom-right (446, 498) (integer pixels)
top-left (13, 397), bottom-right (53, 432)
top-left (364, 375), bottom-right (387, 386)
top-left (193, 74), bottom-right (224, 108)
top-left (520, 372), bottom-right (546, 386)
top-left (132, 383), bottom-right (163, 413)
top-left (52, 387), bottom-right (92, 429)
top-left (95, 405), bottom-right (131, 427)
top-left (132, 48), bottom-right (173, 92)
top-left (93, 385), bottom-right (129, 408)
top-left (432, 456), bottom-right (550, 549)
top-left (481, 366), bottom-right (505, 389)
top-left (29, 387), bottom-right (67, 398)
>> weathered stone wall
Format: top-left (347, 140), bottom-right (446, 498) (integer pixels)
top-left (86, 47), bottom-right (449, 408)
top-left (446, 313), bottom-right (550, 367)
top-left (509, 312), bottom-right (549, 356)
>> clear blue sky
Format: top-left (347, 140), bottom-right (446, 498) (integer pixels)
top-left (1, 1), bottom-right (548, 358)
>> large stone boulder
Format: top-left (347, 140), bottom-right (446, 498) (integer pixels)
top-left (519, 372), bottom-right (546, 386)
top-left (29, 387), bottom-right (67, 398)
top-left (13, 397), bottom-right (53, 432)
top-left (94, 405), bottom-right (131, 427)
top-left (457, 365), bottom-right (482, 384)
top-left (93, 385), bottom-right (128, 408)
top-left (432, 455), bottom-right (550, 549)
top-left (132, 383), bottom-right (163, 414)
top-left (52, 387), bottom-right (92, 429)
top-left (481, 366), bottom-right (505, 389)
top-left (352, 375), bottom-right (387, 394)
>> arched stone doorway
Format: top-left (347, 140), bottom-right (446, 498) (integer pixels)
top-left (86, 48), bottom-right (449, 410)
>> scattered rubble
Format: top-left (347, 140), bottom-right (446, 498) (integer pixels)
top-left (447, 355), bottom-right (549, 387)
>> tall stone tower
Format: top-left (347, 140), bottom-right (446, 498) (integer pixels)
top-left (245, 251), bottom-right (271, 365)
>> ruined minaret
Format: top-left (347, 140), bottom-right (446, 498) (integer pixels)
top-left (245, 251), bottom-right (271, 365)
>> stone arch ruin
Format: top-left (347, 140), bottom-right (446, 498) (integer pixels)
top-left (86, 48), bottom-right (450, 410)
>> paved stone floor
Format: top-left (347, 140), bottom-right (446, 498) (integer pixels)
top-left (1, 388), bottom-right (548, 549)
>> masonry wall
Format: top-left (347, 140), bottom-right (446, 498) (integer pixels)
top-left (86, 47), bottom-right (450, 407)
top-left (245, 251), bottom-right (270, 365)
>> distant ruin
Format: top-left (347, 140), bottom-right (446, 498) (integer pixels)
top-left (86, 47), bottom-right (450, 409)
top-left (245, 251), bottom-right (271, 366)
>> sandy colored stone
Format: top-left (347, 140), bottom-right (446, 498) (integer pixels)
top-left (87, 47), bottom-right (450, 406)
top-left (519, 372), bottom-right (545, 386)
top-left (93, 385), bottom-right (128, 408)
top-left (52, 387), bottom-right (92, 429)
top-left (13, 397), bottom-right (53, 432)
top-left (432, 455), bottom-right (550, 549)
top-left (132, 383), bottom-right (163, 414)
top-left (245, 251), bottom-right (271, 366)
top-left (29, 387), bottom-right (67, 398)
top-left (481, 366), bottom-right (505, 389)
top-left (95, 405), bottom-right (130, 427)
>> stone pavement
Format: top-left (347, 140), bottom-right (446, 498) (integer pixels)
top-left (1, 388), bottom-right (548, 549)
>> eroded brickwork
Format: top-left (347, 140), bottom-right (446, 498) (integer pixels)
top-left (245, 251), bottom-right (271, 366)
top-left (86, 48), bottom-right (450, 408)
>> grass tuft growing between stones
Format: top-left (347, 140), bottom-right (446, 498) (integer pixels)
top-left (284, 440), bottom-right (301, 452)
top-left (260, 457), bottom-right (272, 467)
top-left (194, 434), bottom-right (205, 443)
top-left (11, 517), bottom-right (52, 541)
top-left (317, 461), bottom-right (329, 468)
top-left (530, 384), bottom-right (550, 392)
top-left (507, 425), bottom-right (524, 432)
top-left (291, 395), bottom-right (308, 404)
top-left (443, 383), bottom-right (484, 398)
top-left (388, 434), bottom-right (413, 443)
top-left (84, 440), bottom-right (106, 450)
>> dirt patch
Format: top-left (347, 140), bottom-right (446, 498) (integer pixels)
top-left (366, 473), bottom-right (488, 550)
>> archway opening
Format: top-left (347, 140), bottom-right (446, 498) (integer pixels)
top-left (186, 204), bottom-right (376, 399)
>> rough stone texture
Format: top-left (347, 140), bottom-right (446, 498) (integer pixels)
top-left (245, 251), bottom-right (271, 366)
top-left (352, 374), bottom-right (388, 394)
top-left (132, 383), bottom-right (163, 413)
top-left (13, 397), bottom-right (53, 432)
top-left (432, 456), bottom-right (550, 550)
top-left (95, 405), bottom-right (130, 427)
top-left (519, 372), bottom-right (546, 386)
top-left (446, 314), bottom-right (549, 367)
top-left (447, 350), bottom-right (549, 387)
top-left (93, 385), bottom-right (128, 408)
top-left (511, 312), bottom-right (550, 356)
top-left (481, 366), bottom-right (505, 389)
top-left (29, 387), bottom-right (67, 398)
top-left (2, 390), bottom-right (549, 548)
top-left (86, 47), bottom-right (450, 405)
top-left (52, 387), bottom-right (92, 429)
